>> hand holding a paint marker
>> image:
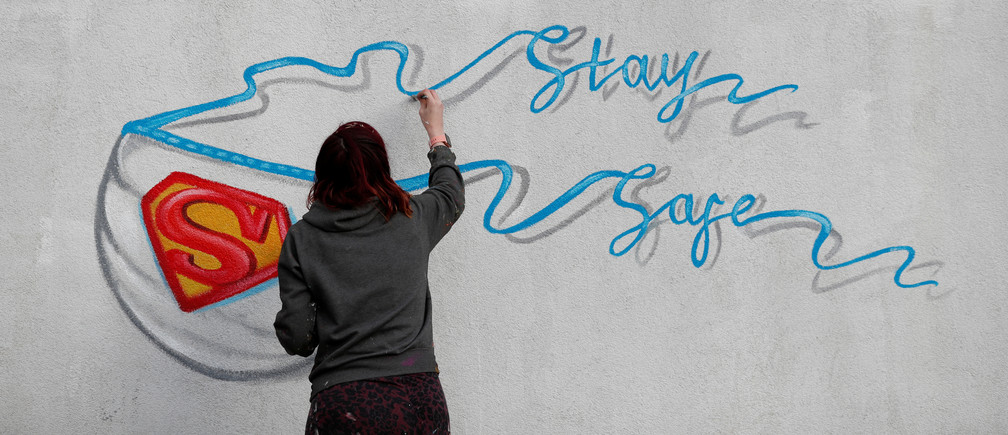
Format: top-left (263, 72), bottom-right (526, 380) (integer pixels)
top-left (415, 88), bottom-right (445, 141)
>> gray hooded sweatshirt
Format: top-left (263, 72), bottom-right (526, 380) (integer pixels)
top-left (274, 145), bottom-right (464, 398)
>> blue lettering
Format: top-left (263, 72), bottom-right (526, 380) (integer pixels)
top-left (670, 193), bottom-right (693, 225)
top-left (587, 38), bottom-right (618, 91)
top-left (622, 55), bottom-right (647, 88)
top-left (527, 25), bottom-right (573, 113)
top-left (691, 194), bottom-right (727, 267)
top-left (610, 164), bottom-right (658, 256)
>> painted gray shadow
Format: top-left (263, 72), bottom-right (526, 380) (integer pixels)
top-left (731, 99), bottom-right (819, 136)
top-left (442, 46), bottom-right (526, 108)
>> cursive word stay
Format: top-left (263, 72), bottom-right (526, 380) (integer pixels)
top-left (525, 25), bottom-right (799, 122)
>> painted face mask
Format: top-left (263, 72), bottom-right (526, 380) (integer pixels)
top-left (95, 51), bottom-right (460, 379)
top-left (96, 126), bottom-right (314, 379)
top-left (95, 50), bottom-right (431, 379)
top-left (95, 52), bottom-right (470, 380)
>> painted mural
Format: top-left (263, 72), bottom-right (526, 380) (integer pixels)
top-left (95, 24), bottom-right (938, 380)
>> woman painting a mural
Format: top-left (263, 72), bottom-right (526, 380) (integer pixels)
top-left (274, 88), bottom-right (463, 433)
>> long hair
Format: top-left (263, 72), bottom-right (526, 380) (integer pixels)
top-left (307, 121), bottom-right (412, 219)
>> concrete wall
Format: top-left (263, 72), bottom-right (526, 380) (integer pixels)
top-left (3, 1), bottom-right (1006, 433)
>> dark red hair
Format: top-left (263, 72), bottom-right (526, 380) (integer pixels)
top-left (308, 121), bottom-right (412, 219)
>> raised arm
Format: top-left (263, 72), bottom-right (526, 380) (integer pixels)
top-left (415, 89), bottom-right (464, 241)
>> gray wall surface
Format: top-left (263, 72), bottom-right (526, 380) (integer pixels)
top-left (2, 1), bottom-right (1006, 433)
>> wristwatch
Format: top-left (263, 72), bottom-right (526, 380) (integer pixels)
top-left (428, 134), bottom-right (451, 149)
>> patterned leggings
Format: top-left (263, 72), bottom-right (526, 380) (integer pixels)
top-left (306, 372), bottom-right (450, 434)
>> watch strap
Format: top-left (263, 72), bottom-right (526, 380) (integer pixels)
top-left (429, 134), bottom-right (451, 149)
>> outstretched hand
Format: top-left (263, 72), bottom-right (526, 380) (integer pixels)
top-left (415, 89), bottom-right (445, 140)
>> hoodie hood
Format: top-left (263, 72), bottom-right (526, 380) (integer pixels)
top-left (302, 200), bottom-right (384, 232)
